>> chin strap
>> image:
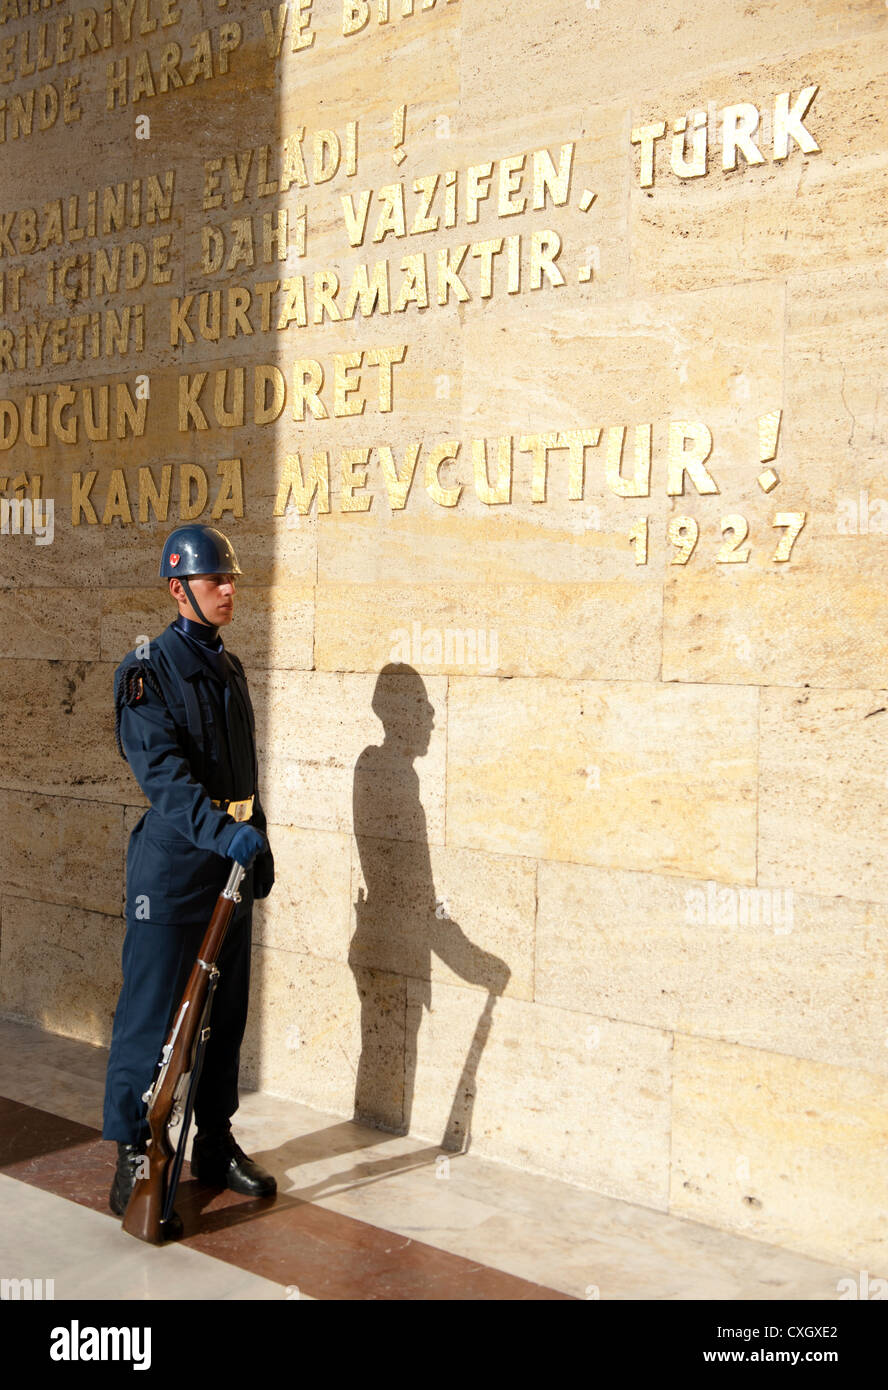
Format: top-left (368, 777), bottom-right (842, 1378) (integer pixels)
top-left (181, 576), bottom-right (211, 627)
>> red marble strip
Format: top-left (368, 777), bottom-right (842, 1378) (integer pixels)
top-left (0, 1097), bottom-right (573, 1301)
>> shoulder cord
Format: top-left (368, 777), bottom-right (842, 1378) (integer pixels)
top-left (115, 647), bottom-right (223, 791)
top-left (114, 663), bottom-right (165, 759)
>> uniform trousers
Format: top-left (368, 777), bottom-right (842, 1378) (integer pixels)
top-left (102, 904), bottom-right (252, 1145)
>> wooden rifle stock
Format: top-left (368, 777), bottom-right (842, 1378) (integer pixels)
top-left (122, 860), bottom-right (245, 1244)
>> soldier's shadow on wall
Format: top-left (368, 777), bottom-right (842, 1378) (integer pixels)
top-left (216, 665), bottom-right (511, 1218)
top-left (349, 664), bottom-right (510, 1153)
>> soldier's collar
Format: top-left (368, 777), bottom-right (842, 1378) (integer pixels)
top-left (174, 613), bottom-right (222, 648)
top-left (164, 622), bottom-right (218, 679)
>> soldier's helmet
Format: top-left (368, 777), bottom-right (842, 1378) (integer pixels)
top-left (159, 524), bottom-right (242, 579)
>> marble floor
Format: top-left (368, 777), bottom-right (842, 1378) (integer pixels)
top-left (0, 1018), bottom-right (853, 1301)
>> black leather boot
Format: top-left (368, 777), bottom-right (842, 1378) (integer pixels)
top-left (109, 1141), bottom-right (184, 1240)
top-left (191, 1129), bottom-right (277, 1198)
top-left (109, 1142), bottom-right (144, 1216)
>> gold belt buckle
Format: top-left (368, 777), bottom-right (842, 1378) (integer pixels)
top-left (213, 795), bottom-right (254, 822)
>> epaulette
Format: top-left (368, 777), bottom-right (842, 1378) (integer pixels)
top-left (114, 660), bottom-right (166, 758)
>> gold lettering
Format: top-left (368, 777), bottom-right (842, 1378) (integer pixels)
top-left (274, 450), bottom-right (330, 515)
top-left (340, 446), bottom-right (371, 512)
top-left (211, 457), bottom-right (244, 518)
top-left (179, 463), bottom-right (208, 520)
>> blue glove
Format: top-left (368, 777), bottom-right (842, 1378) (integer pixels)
top-left (228, 824), bottom-right (267, 868)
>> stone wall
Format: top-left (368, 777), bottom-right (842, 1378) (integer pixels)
top-left (0, 0), bottom-right (886, 1275)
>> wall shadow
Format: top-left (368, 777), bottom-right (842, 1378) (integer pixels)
top-left (350, 665), bottom-right (510, 1152)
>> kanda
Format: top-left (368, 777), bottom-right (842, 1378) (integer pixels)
top-left (71, 459), bottom-right (245, 527)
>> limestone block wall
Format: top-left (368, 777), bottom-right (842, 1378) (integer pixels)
top-left (0, 0), bottom-right (887, 1278)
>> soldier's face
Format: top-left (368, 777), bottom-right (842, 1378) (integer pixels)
top-left (174, 573), bottom-right (237, 625)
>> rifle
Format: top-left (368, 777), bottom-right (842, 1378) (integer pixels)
top-left (122, 860), bottom-right (245, 1244)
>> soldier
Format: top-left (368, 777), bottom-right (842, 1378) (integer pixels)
top-left (103, 524), bottom-right (277, 1236)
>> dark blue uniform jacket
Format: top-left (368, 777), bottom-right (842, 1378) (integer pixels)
top-left (113, 622), bottom-right (272, 926)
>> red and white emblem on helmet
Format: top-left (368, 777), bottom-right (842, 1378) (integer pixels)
top-left (169, 553), bottom-right (180, 567)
